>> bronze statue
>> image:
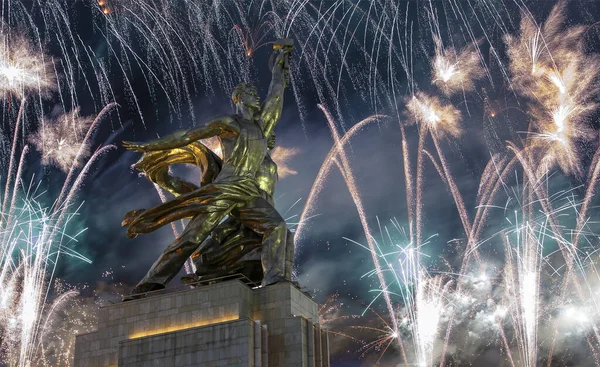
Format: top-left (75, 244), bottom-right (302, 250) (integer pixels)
top-left (122, 39), bottom-right (293, 299)
top-left (190, 134), bottom-right (295, 284)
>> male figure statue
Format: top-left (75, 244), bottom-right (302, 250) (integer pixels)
top-left (122, 40), bottom-right (292, 298)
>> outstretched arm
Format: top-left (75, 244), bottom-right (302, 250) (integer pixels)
top-left (259, 49), bottom-right (291, 139)
top-left (123, 116), bottom-right (237, 152)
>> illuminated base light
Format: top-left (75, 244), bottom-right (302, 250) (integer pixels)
top-left (128, 314), bottom-right (239, 339)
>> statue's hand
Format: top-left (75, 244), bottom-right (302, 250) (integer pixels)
top-left (273, 38), bottom-right (294, 51)
top-left (122, 208), bottom-right (146, 227)
top-left (123, 141), bottom-right (150, 152)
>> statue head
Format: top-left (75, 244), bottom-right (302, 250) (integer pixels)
top-left (232, 82), bottom-right (260, 113)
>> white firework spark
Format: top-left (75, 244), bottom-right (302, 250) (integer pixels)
top-left (0, 196), bottom-right (89, 366)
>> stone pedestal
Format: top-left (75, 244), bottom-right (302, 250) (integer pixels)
top-left (74, 280), bottom-right (330, 367)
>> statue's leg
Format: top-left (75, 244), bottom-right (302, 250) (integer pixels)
top-left (191, 216), bottom-right (241, 266)
top-left (191, 217), bottom-right (241, 276)
top-left (190, 236), bottom-right (219, 276)
top-left (132, 207), bottom-right (232, 292)
top-left (235, 197), bottom-right (288, 287)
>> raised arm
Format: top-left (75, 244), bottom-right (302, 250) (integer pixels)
top-left (259, 48), bottom-right (291, 139)
top-left (123, 116), bottom-right (238, 152)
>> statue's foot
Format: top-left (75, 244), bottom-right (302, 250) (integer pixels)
top-left (122, 209), bottom-right (146, 227)
top-left (180, 274), bottom-right (199, 285)
top-left (122, 282), bottom-right (165, 302)
top-left (126, 231), bottom-right (138, 239)
top-left (187, 272), bottom-right (228, 286)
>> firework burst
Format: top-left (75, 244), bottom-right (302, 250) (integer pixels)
top-left (0, 33), bottom-right (54, 98)
top-left (30, 109), bottom-right (94, 173)
top-left (0, 97), bottom-right (114, 366)
top-left (294, 2), bottom-right (600, 365)
top-left (405, 93), bottom-right (462, 138)
top-left (432, 37), bottom-right (486, 96)
top-left (503, 221), bottom-right (544, 367)
top-left (0, 199), bottom-right (81, 366)
top-left (271, 145), bottom-right (299, 178)
top-left (505, 1), bottom-right (600, 176)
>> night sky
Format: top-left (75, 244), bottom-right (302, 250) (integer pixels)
top-left (4, 0), bottom-right (600, 366)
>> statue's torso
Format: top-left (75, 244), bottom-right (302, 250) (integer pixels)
top-left (216, 115), bottom-right (268, 180)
